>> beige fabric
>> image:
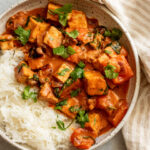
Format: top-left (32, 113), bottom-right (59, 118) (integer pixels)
top-left (92, 0), bottom-right (150, 150)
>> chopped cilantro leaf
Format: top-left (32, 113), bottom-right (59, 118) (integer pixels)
top-left (111, 42), bottom-right (121, 54)
top-left (70, 88), bottom-right (80, 97)
top-left (77, 61), bottom-right (85, 68)
top-left (54, 99), bottom-right (67, 110)
top-left (56, 119), bottom-right (74, 130)
top-left (66, 30), bottom-right (79, 39)
top-left (58, 68), bottom-right (70, 76)
top-left (49, 4), bottom-right (72, 26)
top-left (33, 17), bottom-right (44, 22)
top-left (104, 50), bottom-right (112, 54)
top-left (14, 26), bottom-right (30, 45)
top-left (67, 46), bottom-right (76, 55)
top-left (104, 65), bottom-right (118, 79)
top-left (76, 110), bottom-right (89, 128)
top-left (70, 67), bottom-right (84, 81)
top-left (22, 86), bottom-right (37, 102)
top-left (69, 106), bottom-right (80, 113)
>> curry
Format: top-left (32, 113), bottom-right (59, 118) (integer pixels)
top-left (0, 2), bottom-right (134, 149)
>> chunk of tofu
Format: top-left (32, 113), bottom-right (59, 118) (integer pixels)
top-left (27, 55), bottom-right (50, 70)
top-left (47, 3), bottom-right (61, 21)
top-left (38, 82), bottom-right (58, 104)
top-left (90, 33), bottom-right (104, 49)
top-left (97, 90), bottom-right (119, 116)
top-left (15, 61), bottom-right (34, 83)
top-left (67, 45), bottom-right (83, 64)
top-left (25, 17), bottom-right (50, 43)
top-left (84, 71), bottom-right (107, 95)
top-left (60, 97), bottom-right (80, 118)
top-left (88, 98), bottom-right (96, 110)
top-left (101, 37), bottom-right (112, 49)
top-left (0, 34), bottom-right (15, 50)
top-left (104, 46), bottom-right (118, 58)
top-left (108, 100), bottom-right (128, 127)
top-left (60, 79), bottom-right (82, 98)
top-left (54, 63), bottom-right (74, 83)
top-left (112, 55), bottom-right (134, 84)
top-left (85, 110), bottom-right (109, 135)
top-left (44, 26), bottom-right (63, 48)
top-left (68, 10), bottom-right (88, 29)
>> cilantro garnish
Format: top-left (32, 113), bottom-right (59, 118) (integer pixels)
top-left (66, 30), bottom-right (79, 39)
top-left (48, 4), bottom-right (72, 26)
top-left (104, 65), bottom-right (118, 79)
top-left (53, 45), bottom-right (76, 59)
top-left (70, 88), bottom-right (80, 97)
top-left (58, 68), bottom-right (70, 76)
top-left (76, 110), bottom-right (89, 128)
top-left (22, 86), bottom-right (37, 102)
top-left (14, 26), bottom-right (30, 45)
top-left (54, 99), bottom-right (67, 110)
top-left (77, 61), bottom-right (85, 68)
top-left (56, 119), bottom-right (74, 130)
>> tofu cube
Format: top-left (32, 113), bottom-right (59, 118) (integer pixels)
top-left (84, 71), bottom-right (107, 96)
top-left (39, 82), bottom-right (58, 104)
top-left (97, 90), bottom-right (119, 116)
top-left (68, 10), bottom-right (88, 29)
top-left (54, 63), bottom-right (74, 83)
top-left (60, 98), bottom-right (80, 119)
top-left (25, 17), bottom-right (50, 43)
top-left (15, 62), bottom-right (34, 83)
top-left (44, 26), bottom-right (63, 48)
top-left (85, 111), bottom-right (109, 135)
top-left (47, 3), bottom-right (61, 21)
top-left (0, 34), bottom-right (15, 50)
top-left (108, 100), bottom-right (128, 127)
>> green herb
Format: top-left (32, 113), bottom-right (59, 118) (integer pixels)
top-left (104, 50), bottom-right (112, 54)
top-left (104, 65), bottom-right (118, 79)
top-left (69, 106), bottom-right (80, 113)
top-left (54, 87), bottom-right (60, 98)
top-left (51, 126), bottom-right (56, 129)
top-left (99, 88), bottom-right (104, 91)
top-left (56, 119), bottom-right (74, 130)
top-left (48, 4), bottom-right (72, 26)
top-left (33, 17), bottom-right (43, 22)
top-left (0, 39), bottom-right (9, 42)
top-left (25, 16), bottom-right (30, 27)
top-left (108, 106), bottom-right (117, 110)
top-left (76, 110), bottom-right (89, 128)
top-left (33, 74), bottom-right (39, 81)
top-left (87, 32), bottom-right (92, 37)
top-left (22, 86), bottom-right (38, 102)
top-left (53, 45), bottom-right (69, 58)
top-left (104, 30), bottom-right (111, 37)
top-left (53, 45), bottom-right (76, 59)
top-left (70, 67), bottom-right (84, 81)
top-left (77, 61), bottom-right (85, 68)
top-left (111, 28), bottom-right (122, 40)
top-left (94, 118), bottom-right (96, 125)
top-left (17, 63), bottom-right (28, 72)
top-left (67, 46), bottom-right (76, 55)
top-left (58, 68), bottom-right (70, 76)
top-left (66, 30), bottom-right (79, 39)
top-left (104, 28), bottom-right (122, 40)
top-left (70, 88), bottom-right (80, 97)
top-left (111, 42), bottom-right (121, 54)
top-left (54, 99), bottom-right (67, 110)
top-left (14, 26), bottom-right (30, 45)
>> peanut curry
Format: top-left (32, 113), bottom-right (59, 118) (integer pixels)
top-left (0, 2), bottom-right (134, 149)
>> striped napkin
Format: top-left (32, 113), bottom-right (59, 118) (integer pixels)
top-left (92, 0), bottom-right (150, 150)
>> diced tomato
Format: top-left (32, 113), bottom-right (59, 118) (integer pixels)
top-left (71, 128), bottom-right (96, 149)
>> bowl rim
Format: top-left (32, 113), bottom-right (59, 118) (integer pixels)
top-left (0, 0), bottom-right (140, 150)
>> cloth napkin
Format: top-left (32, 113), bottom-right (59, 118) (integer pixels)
top-left (92, 0), bottom-right (150, 150)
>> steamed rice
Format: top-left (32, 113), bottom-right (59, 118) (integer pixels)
top-left (0, 50), bottom-right (78, 150)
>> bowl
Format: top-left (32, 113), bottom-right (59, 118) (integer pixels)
top-left (0, 0), bottom-right (140, 149)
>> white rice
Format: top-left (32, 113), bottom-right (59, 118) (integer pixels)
top-left (0, 50), bottom-right (78, 150)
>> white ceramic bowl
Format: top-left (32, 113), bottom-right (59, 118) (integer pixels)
top-left (0, 0), bottom-right (140, 149)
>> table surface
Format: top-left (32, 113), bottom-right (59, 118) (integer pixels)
top-left (0, 0), bottom-right (127, 150)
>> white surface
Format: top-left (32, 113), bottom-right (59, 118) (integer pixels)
top-left (0, 0), bottom-right (127, 150)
